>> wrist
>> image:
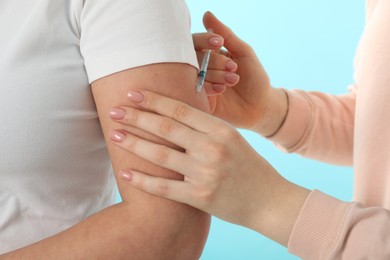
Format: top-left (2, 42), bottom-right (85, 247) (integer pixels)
top-left (250, 173), bottom-right (310, 247)
top-left (252, 88), bottom-right (289, 137)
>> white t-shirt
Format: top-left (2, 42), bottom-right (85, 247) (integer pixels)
top-left (0, 0), bottom-right (197, 253)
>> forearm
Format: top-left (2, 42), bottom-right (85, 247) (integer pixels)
top-left (2, 201), bottom-right (210, 259)
top-left (256, 180), bottom-right (310, 247)
top-left (246, 166), bottom-right (310, 247)
top-left (251, 87), bottom-right (289, 137)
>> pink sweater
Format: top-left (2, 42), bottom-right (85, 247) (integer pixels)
top-left (269, 0), bottom-right (390, 258)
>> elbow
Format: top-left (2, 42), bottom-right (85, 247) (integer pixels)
top-left (165, 207), bottom-right (211, 259)
top-left (118, 200), bottom-right (211, 259)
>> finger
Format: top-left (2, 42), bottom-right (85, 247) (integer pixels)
top-left (120, 170), bottom-right (193, 204)
top-left (111, 106), bottom-right (203, 150)
top-left (110, 130), bottom-right (195, 177)
top-left (205, 70), bottom-right (240, 87)
top-left (196, 51), bottom-right (238, 72)
top-left (193, 32), bottom-right (224, 51)
top-left (203, 82), bottom-right (226, 96)
top-left (128, 91), bottom-right (225, 133)
top-left (203, 12), bottom-right (253, 57)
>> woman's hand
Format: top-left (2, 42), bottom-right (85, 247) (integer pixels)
top-left (192, 31), bottom-right (240, 96)
top-left (200, 12), bottom-right (288, 136)
top-left (108, 90), bottom-right (309, 246)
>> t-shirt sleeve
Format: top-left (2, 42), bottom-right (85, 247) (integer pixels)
top-left (79, 0), bottom-right (198, 83)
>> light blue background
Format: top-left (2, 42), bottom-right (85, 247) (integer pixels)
top-left (185, 1), bottom-right (365, 259)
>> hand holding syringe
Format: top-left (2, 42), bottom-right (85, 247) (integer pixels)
top-left (196, 49), bottom-right (212, 93)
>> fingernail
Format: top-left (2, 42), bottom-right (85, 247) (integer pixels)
top-left (225, 60), bottom-right (238, 72)
top-left (225, 73), bottom-right (240, 83)
top-left (128, 91), bottom-right (144, 103)
top-left (110, 130), bottom-right (126, 142)
top-left (120, 170), bottom-right (133, 181)
top-left (212, 84), bottom-right (226, 92)
top-left (109, 108), bottom-right (126, 119)
top-left (209, 36), bottom-right (224, 47)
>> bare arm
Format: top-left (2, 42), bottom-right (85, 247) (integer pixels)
top-left (2, 63), bottom-right (211, 259)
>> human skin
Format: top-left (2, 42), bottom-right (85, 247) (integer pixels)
top-left (192, 31), bottom-right (239, 94)
top-left (1, 66), bottom-right (211, 259)
top-left (199, 12), bottom-right (289, 137)
top-left (105, 11), bottom-right (311, 247)
top-left (1, 11), bottom-right (244, 258)
top-left (109, 90), bottom-right (310, 247)
top-left (108, 7), bottom-right (390, 259)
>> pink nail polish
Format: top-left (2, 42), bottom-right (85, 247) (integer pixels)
top-left (225, 73), bottom-right (240, 83)
top-left (212, 84), bottom-right (226, 92)
top-left (119, 170), bottom-right (133, 181)
top-left (109, 108), bottom-right (126, 119)
top-left (128, 91), bottom-right (144, 103)
top-left (110, 130), bottom-right (126, 142)
top-left (225, 60), bottom-right (238, 72)
top-left (209, 36), bottom-right (224, 47)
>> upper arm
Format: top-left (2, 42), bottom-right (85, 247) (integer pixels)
top-left (80, 0), bottom-right (211, 257)
top-left (91, 63), bottom-right (211, 259)
top-left (91, 63), bottom-right (210, 200)
top-left (79, 0), bottom-right (210, 197)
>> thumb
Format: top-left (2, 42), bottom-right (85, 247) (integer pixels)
top-left (203, 11), bottom-right (252, 57)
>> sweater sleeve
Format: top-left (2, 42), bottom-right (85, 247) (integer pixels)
top-left (288, 190), bottom-right (390, 259)
top-left (268, 87), bottom-right (356, 166)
